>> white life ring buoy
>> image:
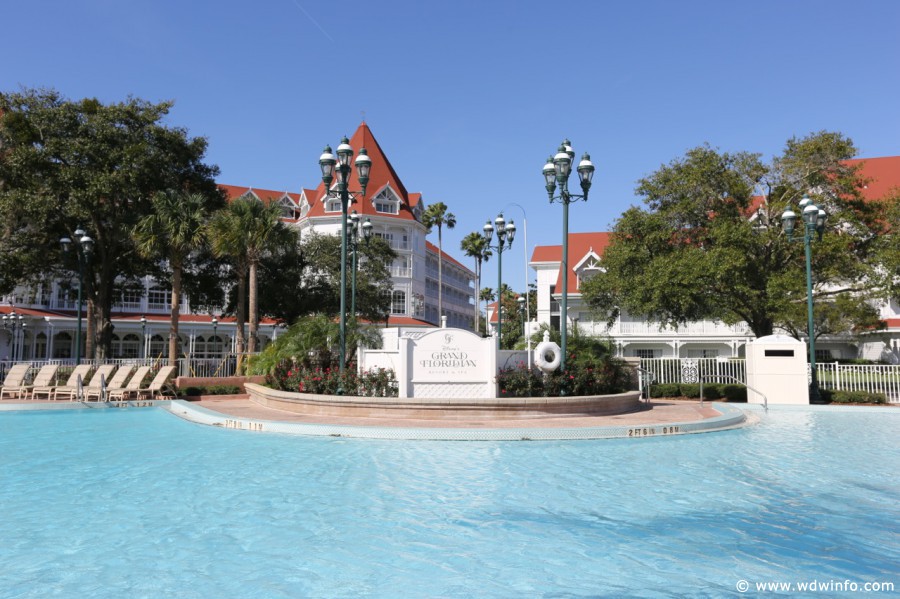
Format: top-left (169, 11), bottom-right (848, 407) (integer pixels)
top-left (534, 341), bottom-right (562, 372)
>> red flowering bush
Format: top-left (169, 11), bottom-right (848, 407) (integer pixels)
top-left (267, 359), bottom-right (397, 397)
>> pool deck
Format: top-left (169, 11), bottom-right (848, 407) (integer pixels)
top-left (194, 396), bottom-right (726, 429)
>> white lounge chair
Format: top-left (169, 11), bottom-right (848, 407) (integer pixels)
top-left (23, 364), bottom-right (60, 400)
top-left (108, 366), bottom-right (152, 401)
top-left (0, 364), bottom-right (32, 400)
top-left (50, 364), bottom-right (96, 401)
top-left (85, 364), bottom-right (134, 402)
top-left (133, 365), bottom-right (177, 400)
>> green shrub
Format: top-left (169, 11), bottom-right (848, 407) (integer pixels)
top-left (650, 383), bottom-right (680, 398)
top-left (180, 385), bottom-right (241, 396)
top-left (828, 390), bottom-right (886, 404)
top-left (679, 384), bottom-right (701, 398)
top-left (207, 385), bottom-right (241, 395)
top-left (721, 384), bottom-right (747, 402)
top-left (701, 383), bottom-right (723, 400)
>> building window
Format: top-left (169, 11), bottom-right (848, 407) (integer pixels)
top-left (119, 334), bottom-right (140, 359)
top-left (325, 198), bottom-right (341, 212)
top-left (635, 349), bottom-right (659, 359)
top-left (372, 188), bottom-right (400, 214)
top-left (278, 198), bottom-right (297, 219)
top-left (53, 332), bottom-right (72, 359)
top-left (147, 287), bottom-right (170, 311)
top-left (391, 290), bottom-right (407, 315)
top-left (149, 334), bottom-right (167, 359)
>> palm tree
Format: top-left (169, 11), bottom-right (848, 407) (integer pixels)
top-left (460, 232), bottom-right (492, 333)
top-left (421, 202), bottom-right (456, 324)
top-left (209, 197), bottom-right (293, 356)
top-left (133, 191), bottom-right (210, 366)
top-left (479, 287), bottom-right (496, 335)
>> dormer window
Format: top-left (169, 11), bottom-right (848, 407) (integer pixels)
top-left (277, 196), bottom-right (298, 219)
top-left (574, 250), bottom-right (604, 290)
top-left (372, 188), bottom-right (400, 215)
top-left (325, 196), bottom-right (342, 213)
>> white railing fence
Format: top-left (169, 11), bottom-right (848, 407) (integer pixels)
top-left (817, 363), bottom-right (900, 403)
top-left (0, 354), bottom-right (251, 383)
top-left (639, 358), bottom-right (747, 386)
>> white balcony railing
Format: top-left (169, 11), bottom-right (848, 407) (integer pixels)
top-left (616, 320), bottom-right (750, 336)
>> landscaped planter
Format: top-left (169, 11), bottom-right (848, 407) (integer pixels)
top-left (245, 383), bottom-right (643, 420)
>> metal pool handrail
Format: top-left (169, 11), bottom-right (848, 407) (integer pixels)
top-left (699, 374), bottom-right (767, 412)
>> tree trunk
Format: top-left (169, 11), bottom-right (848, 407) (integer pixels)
top-left (437, 225), bottom-right (443, 324)
top-left (474, 258), bottom-right (481, 334)
top-left (748, 314), bottom-right (775, 339)
top-left (248, 260), bottom-right (258, 354)
top-left (169, 265), bottom-right (182, 366)
top-left (235, 267), bottom-right (247, 355)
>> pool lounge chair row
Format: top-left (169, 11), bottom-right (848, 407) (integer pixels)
top-left (0, 365), bottom-right (177, 401)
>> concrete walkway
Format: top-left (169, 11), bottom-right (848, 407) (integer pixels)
top-left (195, 396), bottom-right (729, 429)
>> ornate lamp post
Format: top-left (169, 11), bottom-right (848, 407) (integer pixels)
top-left (319, 137), bottom-right (371, 393)
top-left (347, 210), bottom-right (374, 318)
top-left (140, 314), bottom-right (147, 359)
top-left (211, 316), bottom-right (218, 358)
top-left (60, 228), bottom-right (94, 364)
top-left (781, 195), bottom-right (828, 403)
top-left (543, 140), bottom-right (594, 381)
top-left (517, 296), bottom-right (526, 341)
top-left (482, 214), bottom-right (516, 350)
top-left (2, 311), bottom-right (27, 362)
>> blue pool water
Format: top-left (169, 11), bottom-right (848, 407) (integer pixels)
top-left (0, 407), bottom-right (897, 598)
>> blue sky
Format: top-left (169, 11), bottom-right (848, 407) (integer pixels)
top-left (4, 0), bottom-right (899, 292)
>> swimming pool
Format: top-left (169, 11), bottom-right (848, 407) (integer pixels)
top-left (0, 406), bottom-right (897, 597)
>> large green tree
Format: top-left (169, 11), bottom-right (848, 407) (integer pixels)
top-left (133, 191), bottom-right (212, 365)
top-left (876, 194), bottom-right (900, 303)
top-left (582, 131), bottom-right (884, 339)
top-left (282, 231), bottom-right (396, 324)
top-left (460, 231), bottom-right (492, 334)
top-left (0, 89), bottom-right (221, 359)
top-left (421, 201), bottom-right (456, 322)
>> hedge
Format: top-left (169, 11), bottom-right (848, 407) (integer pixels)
top-left (820, 389), bottom-right (887, 404)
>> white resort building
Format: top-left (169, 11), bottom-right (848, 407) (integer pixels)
top-left (0, 122), bottom-right (475, 364)
top-left (527, 155), bottom-right (900, 364)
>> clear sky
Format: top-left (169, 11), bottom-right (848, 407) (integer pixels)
top-left (3, 0), bottom-right (899, 293)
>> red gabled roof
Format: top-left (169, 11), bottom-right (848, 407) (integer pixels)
top-left (302, 122), bottom-right (419, 222)
top-left (846, 156), bottom-right (900, 201)
top-left (530, 232), bottom-right (613, 293)
top-left (426, 241), bottom-right (474, 276)
top-left (357, 315), bottom-right (436, 327)
top-left (219, 185), bottom-right (301, 205)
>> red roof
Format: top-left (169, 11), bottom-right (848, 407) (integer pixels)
top-left (530, 232), bottom-right (613, 293)
top-left (426, 240), bottom-right (473, 276)
top-left (846, 156), bottom-right (900, 201)
top-left (301, 122), bottom-right (419, 222)
top-left (884, 318), bottom-right (900, 329)
top-left (357, 315), bottom-right (436, 327)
